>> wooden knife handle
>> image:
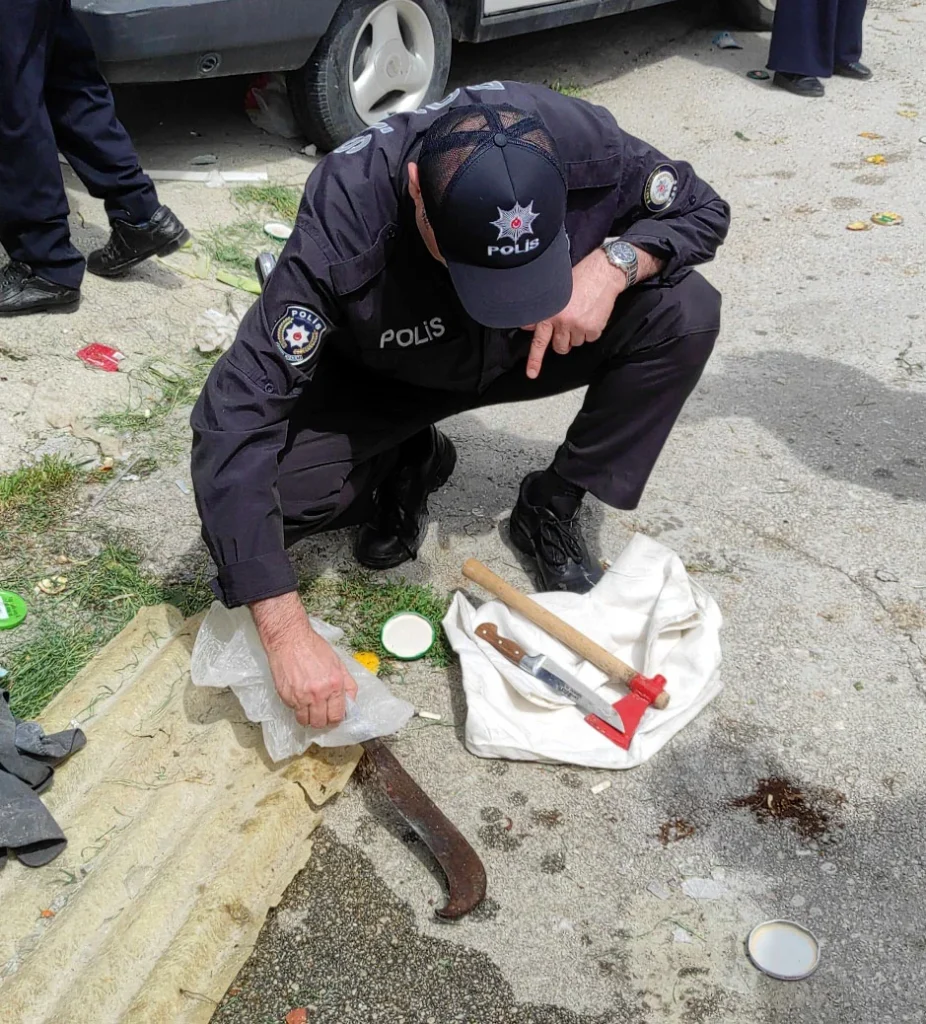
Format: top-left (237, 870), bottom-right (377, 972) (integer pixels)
top-left (475, 622), bottom-right (529, 666)
top-left (463, 558), bottom-right (637, 685)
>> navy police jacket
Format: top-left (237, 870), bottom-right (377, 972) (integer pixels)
top-left (191, 80), bottom-right (730, 608)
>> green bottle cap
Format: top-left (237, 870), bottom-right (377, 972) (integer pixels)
top-left (0, 591), bottom-right (27, 630)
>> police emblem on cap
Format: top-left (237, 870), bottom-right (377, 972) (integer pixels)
top-left (273, 305), bottom-right (328, 365)
top-left (643, 164), bottom-right (678, 212)
top-left (491, 201), bottom-right (539, 243)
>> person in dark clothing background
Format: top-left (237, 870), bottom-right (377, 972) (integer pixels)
top-left (190, 81), bottom-right (730, 732)
top-left (0, 0), bottom-right (188, 317)
top-left (768, 0), bottom-right (871, 97)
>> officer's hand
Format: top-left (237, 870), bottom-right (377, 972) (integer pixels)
top-left (523, 249), bottom-right (625, 379)
top-left (250, 592), bottom-right (358, 729)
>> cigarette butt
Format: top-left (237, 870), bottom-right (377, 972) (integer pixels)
top-left (418, 711), bottom-right (442, 721)
top-left (591, 781), bottom-right (611, 795)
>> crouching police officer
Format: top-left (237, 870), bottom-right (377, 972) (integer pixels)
top-left (0, 0), bottom-right (188, 316)
top-left (191, 81), bottom-right (730, 731)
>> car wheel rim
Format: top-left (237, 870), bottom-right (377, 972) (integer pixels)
top-left (349, 0), bottom-right (436, 125)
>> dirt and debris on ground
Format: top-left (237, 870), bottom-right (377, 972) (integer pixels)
top-left (731, 777), bottom-right (846, 841)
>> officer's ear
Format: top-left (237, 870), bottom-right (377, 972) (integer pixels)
top-left (407, 162), bottom-right (422, 202)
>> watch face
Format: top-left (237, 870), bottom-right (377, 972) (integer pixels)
top-left (610, 241), bottom-right (636, 265)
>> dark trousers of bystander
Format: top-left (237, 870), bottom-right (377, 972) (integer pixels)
top-left (0, 0), bottom-right (159, 288)
top-left (767, 0), bottom-right (868, 78)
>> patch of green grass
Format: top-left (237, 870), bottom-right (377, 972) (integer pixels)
top-left (547, 80), bottom-right (585, 97)
top-left (300, 570), bottom-right (452, 668)
top-left (202, 219), bottom-right (282, 272)
top-left (233, 184), bottom-right (302, 223)
top-left (4, 544), bottom-right (214, 718)
top-left (0, 455), bottom-right (80, 546)
top-left (5, 622), bottom-right (104, 721)
top-left (95, 354), bottom-right (219, 440)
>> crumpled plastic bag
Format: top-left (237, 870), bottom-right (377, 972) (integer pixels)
top-left (244, 73), bottom-right (302, 139)
top-left (196, 308), bottom-right (241, 354)
top-left (191, 602), bottom-right (414, 761)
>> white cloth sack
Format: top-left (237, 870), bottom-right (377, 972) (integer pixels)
top-left (443, 534), bottom-right (723, 769)
top-left (191, 602), bottom-right (414, 761)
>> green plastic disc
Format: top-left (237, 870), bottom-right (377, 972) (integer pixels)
top-left (380, 612), bottom-right (435, 660)
top-left (0, 591), bottom-right (27, 630)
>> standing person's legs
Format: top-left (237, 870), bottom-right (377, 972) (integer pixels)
top-left (768, 0), bottom-right (839, 91)
top-left (0, 0), bottom-right (84, 290)
top-left (45, 1), bottom-right (159, 226)
top-left (46, 1), bottom-right (189, 277)
top-left (834, 0), bottom-right (869, 71)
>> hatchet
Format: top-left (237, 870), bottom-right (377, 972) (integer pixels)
top-left (461, 558), bottom-right (670, 711)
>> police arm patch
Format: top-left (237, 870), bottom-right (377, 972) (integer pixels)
top-left (273, 305), bottom-right (329, 366)
top-left (643, 163), bottom-right (679, 213)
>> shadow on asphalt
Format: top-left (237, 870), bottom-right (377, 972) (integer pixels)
top-left (694, 350), bottom-right (926, 502)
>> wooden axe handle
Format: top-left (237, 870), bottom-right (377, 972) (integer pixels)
top-left (462, 558), bottom-right (638, 685)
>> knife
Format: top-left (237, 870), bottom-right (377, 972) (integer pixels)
top-left (475, 623), bottom-right (625, 733)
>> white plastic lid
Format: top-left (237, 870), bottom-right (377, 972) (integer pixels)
top-left (747, 920), bottom-right (820, 980)
top-left (380, 612), bottom-right (435, 660)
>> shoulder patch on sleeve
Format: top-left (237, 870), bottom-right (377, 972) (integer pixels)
top-left (272, 305), bottom-right (329, 365)
top-left (643, 164), bottom-right (678, 213)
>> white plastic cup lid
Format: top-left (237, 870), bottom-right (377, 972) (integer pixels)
top-left (380, 612), bottom-right (435, 660)
top-left (747, 920), bottom-right (820, 980)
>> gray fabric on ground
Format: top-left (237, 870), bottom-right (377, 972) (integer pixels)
top-left (0, 691), bottom-right (86, 868)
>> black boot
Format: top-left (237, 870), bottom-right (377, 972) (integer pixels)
top-left (0, 262), bottom-right (80, 317)
top-left (509, 471), bottom-right (603, 594)
top-left (87, 205), bottom-right (189, 278)
top-left (355, 427), bottom-right (457, 570)
top-left (772, 72), bottom-right (825, 97)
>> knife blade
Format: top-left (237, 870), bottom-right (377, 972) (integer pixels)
top-left (475, 623), bottom-right (625, 733)
top-left (521, 654), bottom-right (626, 733)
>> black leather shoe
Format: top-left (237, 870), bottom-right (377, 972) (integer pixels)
top-left (835, 61), bottom-right (872, 80)
top-left (87, 205), bottom-right (190, 277)
top-left (773, 72), bottom-right (825, 97)
top-left (508, 472), bottom-right (603, 594)
top-left (0, 262), bottom-right (80, 316)
top-left (355, 427), bottom-right (457, 570)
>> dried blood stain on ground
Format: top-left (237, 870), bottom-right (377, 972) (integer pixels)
top-left (658, 818), bottom-right (696, 846)
top-left (731, 777), bottom-right (846, 840)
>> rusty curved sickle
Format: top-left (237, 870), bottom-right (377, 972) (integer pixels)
top-left (361, 738), bottom-right (487, 920)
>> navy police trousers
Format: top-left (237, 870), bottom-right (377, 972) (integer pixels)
top-left (0, 0), bottom-right (158, 288)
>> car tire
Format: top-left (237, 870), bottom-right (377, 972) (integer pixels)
top-left (723, 0), bottom-right (776, 31)
top-left (287, 0), bottom-right (452, 151)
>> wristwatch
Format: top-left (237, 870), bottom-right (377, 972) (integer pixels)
top-left (602, 239), bottom-right (638, 288)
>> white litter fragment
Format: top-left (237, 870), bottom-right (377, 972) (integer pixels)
top-left (646, 880), bottom-right (672, 901)
top-left (712, 30), bottom-right (742, 49)
top-left (591, 781), bottom-right (611, 795)
top-left (190, 154), bottom-right (218, 165)
top-left (681, 878), bottom-right (728, 900)
top-left (175, 480), bottom-right (191, 495)
top-left (673, 927), bottom-right (693, 944)
top-left (0, 666), bottom-right (8, 680)
top-left (264, 221), bottom-right (293, 241)
top-left (302, 144), bottom-right (318, 157)
top-left (146, 169), bottom-right (268, 187)
top-left (417, 711), bottom-right (442, 721)
top-left (196, 307), bottom-right (243, 354)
